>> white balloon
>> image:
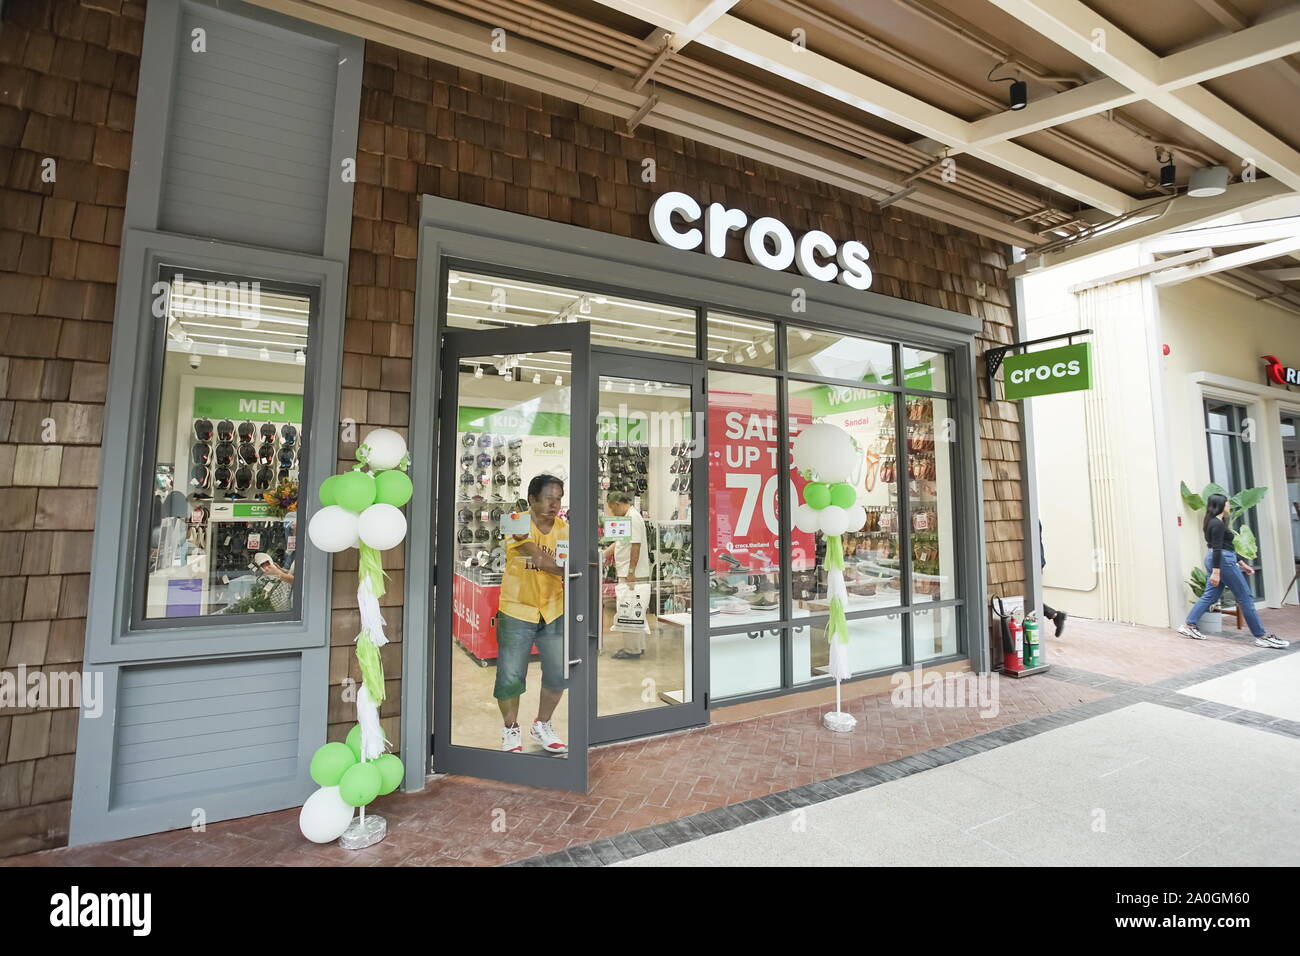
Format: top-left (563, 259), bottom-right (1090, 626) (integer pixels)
top-left (307, 505), bottom-right (360, 552)
top-left (794, 503), bottom-right (820, 533)
top-left (357, 503), bottom-right (407, 550)
top-left (846, 504), bottom-right (867, 532)
top-left (359, 428), bottom-right (408, 471)
top-left (299, 786), bottom-right (354, 844)
top-left (792, 423), bottom-right (857, 482)
top-left (818, 504), bottom-right (850, 537)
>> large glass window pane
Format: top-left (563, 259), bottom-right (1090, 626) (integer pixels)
top-left (446, 269), bottom-right (697, 357)
top-left (787, 380), bottom-right (902, 608)
top-left (707, 371), bottom-right (785, 624)
top-left (450, 350), bottom-right (573, 755)
top-left (911, 605), bottom-right (958, 661)
top-left (901, 344), bottom-right (948, 393)
top-left (795, 613), bottom-right (903, 683)
top-left (786, 326), bottom-right (894, 385)
top-left (596, 374), bottom-right (694, 716)
top-left (906, 396), bottom-right (957, 604)
top-left (142, 272), bottom-right (311, 621)
top-left (708, 312), bottom-right (776, 368)
top-left (710, 627), bottom-right (781, 699)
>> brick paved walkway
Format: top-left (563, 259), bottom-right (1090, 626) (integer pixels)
top-left (5, 607), bottom-right (1295, 867)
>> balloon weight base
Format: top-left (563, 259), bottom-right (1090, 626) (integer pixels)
top-left (823, 711), bottom-right (857, 733)
top-left (339, 813), bottom-right (386, 849)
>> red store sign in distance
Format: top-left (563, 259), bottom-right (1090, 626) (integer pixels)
top-left (1263, 355), bottom-right (1299, 385)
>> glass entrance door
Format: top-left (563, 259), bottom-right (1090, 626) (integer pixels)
top-left (433, 323), bottom-right (591, 791)
top-left (590, 353), bottom-right (707, 743)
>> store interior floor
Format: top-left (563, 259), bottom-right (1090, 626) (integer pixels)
top-left (6, 607), bottom-right (1294, 867)
top-left (449, 606), bottom-right (686, 751)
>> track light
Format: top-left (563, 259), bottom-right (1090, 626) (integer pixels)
top-left (294, 348), bottom-right (305, 365)
top-left (988, 62), bottom-right (1027, 112)
top-left (1008, 80), bottom-right (1027, 111)
top-left (474, 365), bottom-right (483, 379)
top-left (554, 375), bottom-right (563, 386)
top-left (1157, 149), bottom-right (1176, 189)
top-left (533, 372), bottom-right (541, 384)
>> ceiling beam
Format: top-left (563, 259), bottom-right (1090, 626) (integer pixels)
top-left (963, 79), bottom-right (1138, 148)
top-left (1009, 177), bottom-right (1292, 275)
top-left (691, 13), bottom-right (1137, 214)
top-left (246, 0), bottom-right (1048, 248)
top-left (1259, 267), bottom-right (1300, 281)
top-left (987, 0), bottom-right (1300, 192)
top-left (1144, 213), bottom-right (1300, 251)
top-left (1151, 235), bottom-right (1300, 285)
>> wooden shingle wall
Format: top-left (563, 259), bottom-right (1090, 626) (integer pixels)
top-left (332, 41), bottom-right (1028, 745)
top-left (0, 0), bottom-right (143, 856)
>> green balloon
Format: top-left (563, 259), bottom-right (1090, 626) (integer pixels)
top-left (804, 481), bottom-right (830, 510)
top-left (374, 469), bottom-right (413, 508)
top-left (318, 474), bottom-right (341, 507)
top-left (334, 470), bottom-right (376, 513)
top-left (374, 753), bottom-right (404, 795)
top-left (829, 482), bottom-right (856, 509)
top-left (310, 741), bottom-right (357, 787)
top-left (345, 724), bottom-right (363, 762)
top-left (338, 761), bottom-right (382, 807)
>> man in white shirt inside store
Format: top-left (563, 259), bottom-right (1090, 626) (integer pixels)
top-left (603, 490), bottom-right (651, 660)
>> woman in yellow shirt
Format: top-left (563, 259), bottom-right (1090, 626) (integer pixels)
top-left (495, 474), bottom-right (570, 754)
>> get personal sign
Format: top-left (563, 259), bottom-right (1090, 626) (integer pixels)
top-left (1003, 343), bottom-right (1092, 400)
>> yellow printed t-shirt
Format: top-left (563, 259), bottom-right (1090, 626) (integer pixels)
top-left (499, 515), bottom-right (568, 624)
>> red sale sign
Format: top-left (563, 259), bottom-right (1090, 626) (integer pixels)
top-left (708, 390), bottom-right (815, 572)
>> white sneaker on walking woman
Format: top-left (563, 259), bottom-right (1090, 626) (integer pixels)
top-left (1177, 623), bottom-right (1206, 640)
top-left (1254, 634), bottom-right (1290, 649)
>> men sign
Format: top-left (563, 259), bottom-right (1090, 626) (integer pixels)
top-left (1003, 343), bottom-right (1093, 400)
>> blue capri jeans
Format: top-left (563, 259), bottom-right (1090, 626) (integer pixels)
top-left (1186, 549), bottom-right (1266, 638)
top-left (493, 612), bottom-right (569, 700)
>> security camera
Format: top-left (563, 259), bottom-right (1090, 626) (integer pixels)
top-left (189, 353), bottom-right (202, 369)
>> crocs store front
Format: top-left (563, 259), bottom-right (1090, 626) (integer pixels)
top-left (412, 195), bottom-right (986, 791)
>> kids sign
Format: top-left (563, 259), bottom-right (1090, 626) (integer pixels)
top-left (1002, 343), bottom-right (1093, 400)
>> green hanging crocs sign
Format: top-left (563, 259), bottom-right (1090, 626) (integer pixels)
top-left (1003, 343), bottom-right (1093, 400)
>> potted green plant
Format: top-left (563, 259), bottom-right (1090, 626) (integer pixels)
top-left (1179, 480), bottom-right (1268, 633)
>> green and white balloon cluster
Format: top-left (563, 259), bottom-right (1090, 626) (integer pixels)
top-left (790, 423), bottom-right (861, 707)
top-left (300, 726), bottom-right (405, 843)
top-left (792, 424), bottom-right (866, 537)
top-left (299, 428), bottom-right (411, 844)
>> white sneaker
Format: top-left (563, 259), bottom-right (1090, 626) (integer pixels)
top-left (501, 725), bottom-right (523, 752)
top-left (529, 719), bottom-right (568, 754)
top-left (1177, 623), bottom-right (1206, 640)
top-left (1255, 634), bottom-right (1290, 649)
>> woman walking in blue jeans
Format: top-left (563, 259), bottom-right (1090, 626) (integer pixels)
top-left (1179, 493), bottom-right (1289, 647)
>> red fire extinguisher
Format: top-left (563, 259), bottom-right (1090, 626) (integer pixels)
top-left (1005, 615), bottom-right (1024, 672)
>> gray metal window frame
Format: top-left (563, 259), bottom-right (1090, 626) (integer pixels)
top-left (409, 195), bottom-right (988, 784)
top-left (69, 0), bottom-right (361, 845)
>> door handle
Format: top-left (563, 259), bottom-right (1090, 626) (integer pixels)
top-left (564, 570), bottom-right (583, 677)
